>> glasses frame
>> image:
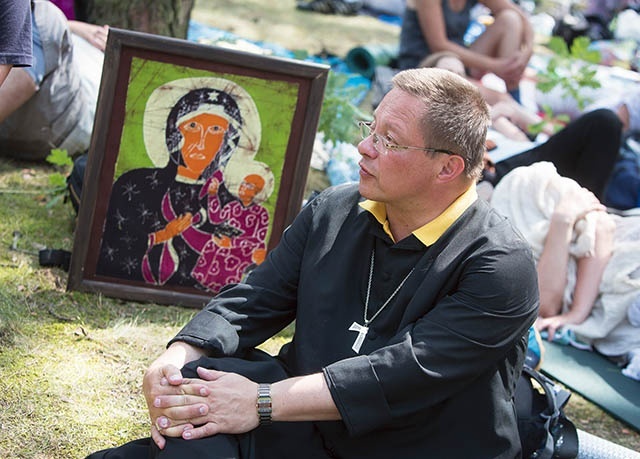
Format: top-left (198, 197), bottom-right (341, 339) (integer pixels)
top-left (358, 121), bottom-right (457, 157)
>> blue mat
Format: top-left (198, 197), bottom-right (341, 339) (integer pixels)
top-left (541, 341), bottom-right (640, 432)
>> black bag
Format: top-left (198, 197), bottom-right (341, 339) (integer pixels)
top-left (66, 152), bottom-right (87, 214)
top-left (516, 365), bottom-right (579, 459)
top-left (37, 153), bottom-right (88, 271)
top-left (552, 11), bottom-right (590, 46)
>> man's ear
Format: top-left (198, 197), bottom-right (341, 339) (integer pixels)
top-left (437, 155), bottom-right (466, 182)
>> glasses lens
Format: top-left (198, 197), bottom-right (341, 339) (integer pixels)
top-left (360, 122), bottom-right (390, 154)
top-left (359, 122), bottom-right (370, 140)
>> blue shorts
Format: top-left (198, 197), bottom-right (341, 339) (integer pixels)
top-left (22, 15), bottom-right (45, 86)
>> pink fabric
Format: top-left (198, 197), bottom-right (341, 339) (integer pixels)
top-left (50, 0), bottom-right (75, 19)
top-left (191, 187), bottom-right (270, 292)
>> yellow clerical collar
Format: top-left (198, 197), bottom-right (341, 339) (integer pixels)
top-left (359, 185), bottom-right (477, 245)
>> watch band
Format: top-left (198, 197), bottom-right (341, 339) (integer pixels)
top-left (256, 383), bottom-right (272, 426)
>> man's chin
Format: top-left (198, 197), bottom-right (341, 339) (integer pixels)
top-left (358, 181), bottom-right (376, 200)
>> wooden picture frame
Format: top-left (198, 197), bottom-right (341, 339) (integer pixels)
top-left (67, 28), bottom-right (329, 308)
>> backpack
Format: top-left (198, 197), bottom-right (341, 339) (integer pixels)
top-left (516, 365), bottom-right (579, 459)
top-left (37, 153), bottom-right (88, 272)
top-left (66, 152), bottom-right (88, 214)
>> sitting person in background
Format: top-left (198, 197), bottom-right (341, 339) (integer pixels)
top-left (398, 0), bottom-right (534, 102)
top-left (0, 0), bottom-right (32, 87)
top-left (486, 108), bottom-right (622, 203)
top-left (50, 0), bottom-right (110, 51)
top-left (489, 87), bottom-right (640, 208)
top-left (67, 17), bottom-right (109, 51)
top-left (491, 161), bottom-right (640, 381)
top-left (0, 0), bottom-right (103, 161)
top-left (420, 50), bottom-right (558, 142)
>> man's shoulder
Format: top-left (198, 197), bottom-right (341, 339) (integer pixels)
top-left (307, 183), bottom-right (361, 209)
top-left (457, 198), bottom-right (533, 249)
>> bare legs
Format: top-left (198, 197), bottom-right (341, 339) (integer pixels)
top-left (0, 64), bottom-right (12, 87)
top-left (0, 67), bottom-right (36, 124)
top-left (468, 9), bottom-right (525, 91)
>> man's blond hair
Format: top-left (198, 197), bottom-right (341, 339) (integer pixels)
top-left (392, 68), bottom-right (489, 181)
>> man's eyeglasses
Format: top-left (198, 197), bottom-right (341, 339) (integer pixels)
top-left (358, 121), bottom-right (456, 157)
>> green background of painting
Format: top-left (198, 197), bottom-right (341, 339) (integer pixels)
top-left (115, 56), bottom-right (300, 225)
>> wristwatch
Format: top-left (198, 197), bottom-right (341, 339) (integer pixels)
top-left (256, 383), bottom-right (272, 426)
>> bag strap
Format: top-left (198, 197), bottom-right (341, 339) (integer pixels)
top-left (521, 366), bottom-right (572, 459)
top-left (522, 365), bottom-right (571, 411)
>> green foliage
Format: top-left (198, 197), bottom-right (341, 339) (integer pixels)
top-left (45, 148), bottom-right (74, 208)
top-left (46, 148), bottom-right (75, 168)
top-left (527, 104), bottom-right (571, 136)
top-left (536, 36), bottom-right (602, 111)
top-left (317, 70), bottom-right (371, 146)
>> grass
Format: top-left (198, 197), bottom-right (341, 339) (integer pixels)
top-left (0, 158), bottom-right (638, 458)
top-left (0, 160), bottom-right (297, 457)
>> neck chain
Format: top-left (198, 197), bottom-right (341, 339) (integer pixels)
top-left (349, 249), bottom-right (415, 354)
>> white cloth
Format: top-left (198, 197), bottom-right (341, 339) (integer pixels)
top-left (491, 162), bottom-right (640, 357)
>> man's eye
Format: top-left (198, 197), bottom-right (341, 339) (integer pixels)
top-left (383, 136), bottom-right (396, 147)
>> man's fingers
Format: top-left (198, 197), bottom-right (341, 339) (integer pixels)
top-left (196, 367), bottom-right (226, 381)
top-left (159, 423), bottom-right (195, 438)
top-left (183, 423), bottom-right (221, 440)
top-left (154, 394), bottom-right (209, 414)
top-left (150, 424), bottom-right (166, 450)
top-left (154, 382), bottom-right (209, 401)
top-left (160, 365), bottom-right (183, 386)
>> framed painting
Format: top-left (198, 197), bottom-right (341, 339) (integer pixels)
top-left (67, 28), bottom-right (329, 308)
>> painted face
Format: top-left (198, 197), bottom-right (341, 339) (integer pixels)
top-left (238, 173), bottom-right (265, 206)
top-left (357, 88), bottom-right (442, 206)
top-left (178, 113), bottom-right (229, 176)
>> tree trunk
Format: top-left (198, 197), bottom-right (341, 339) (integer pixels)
top-left (78, 0), bottom-right (195, 39)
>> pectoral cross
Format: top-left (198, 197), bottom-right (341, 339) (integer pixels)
top-left (349, 321), bottom-right (369, 354)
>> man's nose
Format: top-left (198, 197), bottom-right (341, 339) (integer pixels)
top-left (357, 136), bottom-right (377, 158)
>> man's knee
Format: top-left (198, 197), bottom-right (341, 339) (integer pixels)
top-left (153, 434), bottom-right (242, 458)
top-left (584, 108), bottom-right (623, 134)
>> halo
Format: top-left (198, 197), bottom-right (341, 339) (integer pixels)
top-left (143, 77), bottom-right (261, 167)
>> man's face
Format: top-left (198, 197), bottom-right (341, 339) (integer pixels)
top-left (357, 88), bottom-right (442, 206)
